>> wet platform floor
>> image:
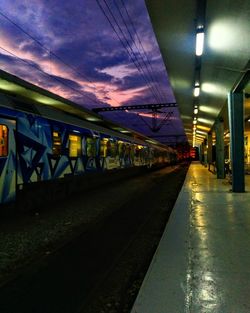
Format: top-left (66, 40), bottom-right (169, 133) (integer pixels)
top-left (131, 162), bottom-right (250, 313)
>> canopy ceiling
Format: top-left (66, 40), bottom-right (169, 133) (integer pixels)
top-left (146, 0), bottom-right (250, 145)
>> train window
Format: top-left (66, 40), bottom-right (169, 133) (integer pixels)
top-left (135, 145), bottom-right (143, 157)
top-left (130, 145), bottom-right (135, 158)
top-left (125, 144), bottom-right (131, 156)
top-left (100, 138), bottom-right (108, 157)
top-left (86, 137), bottom-right (96, 157)
top-left (52, 131), bottom-right (62, 156)
top-left (69, 134), bottom-right (82, 157)
top-left (0, 125), bottom-right (8, 157)
top-left (118, 141), bottom-right (125, 157)
top-left (108, 141), bottom-right (117, 157)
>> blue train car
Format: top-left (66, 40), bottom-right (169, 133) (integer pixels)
top-left (0, 91), bottom-right (176, 207)
top-left (0, 70), bottom-right (177, 208)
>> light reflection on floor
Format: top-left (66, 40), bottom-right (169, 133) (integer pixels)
top-left (131, 162), bottom-right (250, 313)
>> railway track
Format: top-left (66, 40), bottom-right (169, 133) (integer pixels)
top-left (0, 163), bottom-right (189, 313)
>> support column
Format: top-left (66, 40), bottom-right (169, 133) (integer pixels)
top-left (200, 142), bottom-right (204, 164)
top-left (204, 139), bottom-right (208, 167)
top-left (228, 92), bottom-right (245, 192)
top-left (207, 132), bottom-right (212, 170)
top-left (215, 118), bottom-right (225, 179)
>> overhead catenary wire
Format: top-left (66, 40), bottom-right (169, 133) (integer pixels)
top-left (114, 0), bottom-right (166, 103)
top-left (119, 0), bottom-right (168, 102)
top-left (0, 45), bottom-right (103, 105)
top-left (0, 5), bottom-right (173, 128)
top-left (96, 0), bottom-right (162, 104)
top-left (0, 6), bottom-right (166, 107)
top-left (0, 10), bottom-right (122, 107)
top-left (113, 0), bottom-right (164, 103)
top-left (104, 0), bottom-right (163, 104)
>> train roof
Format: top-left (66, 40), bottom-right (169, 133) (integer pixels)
top-left (0, 69), bottom-right (172, 150)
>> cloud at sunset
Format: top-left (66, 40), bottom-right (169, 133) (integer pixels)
top-left (0, 0), bottom-right (185, 143)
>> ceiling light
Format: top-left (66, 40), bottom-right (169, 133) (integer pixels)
top-left (86, 116), bottom-right (102, 122)
top-left (194, 107), bottom-right (199, 114)
top-left (0, 79), bottom-right (23, 92)
top-left (199, 105), bottom-right (220, 115)
top-left (202, 82), bottom-right (227, 97)
top-left (197, 125), bottom-right (210, 131)
top-left (194, 85), bottom-right (200, 97)
top-left (196, 130), bottom-right (207, 135)
top-left (197, 117), bottom-right (214, 125)
top-left (120, 130), bottom-right (130, 133)
top-left (193, 120), bottom-right (197, 124)
top-left (145, 139), bottom-right (157, 144)
top-left (196, 29), bottom-right (204, 56)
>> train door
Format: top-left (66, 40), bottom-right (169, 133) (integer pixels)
top-left (0, 117), bottom-right (16, 204)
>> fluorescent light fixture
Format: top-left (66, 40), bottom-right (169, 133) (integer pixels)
top-left (194, 85), bottom-right (200, 97)
top-left (86, 117), bottom-right (102, 122)
top-left (196, 130), bottom-right (207, 135)
top-left (196, 31), bottom-right (204, 56)
top-left (34, 95), bottom-right (58, 105)
top-left (112, 127), bottom-right (123, 131)
top-left (0, 79), bottom-right (23, 92)
top-left (199, 105), bottom-right (220, 115)
top-left (197, 125), bottom-right (210, 131)
top-left (120, 130), bottom-right (130, 133)
top-left (197, 117), bottom-right (214, 125)
top-left (146, 139), bottom-right (157, 144)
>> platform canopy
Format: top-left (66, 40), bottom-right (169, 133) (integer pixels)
top-left (146, 0), bottom-right (250, 145)
top-left (0, 69), bottom-right (161, 144)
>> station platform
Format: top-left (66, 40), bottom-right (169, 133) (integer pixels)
top-left (131, 162), bottom-right (250, 313)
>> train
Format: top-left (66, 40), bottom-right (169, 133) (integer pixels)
top-left (0, 71), bottom-right (177, 208)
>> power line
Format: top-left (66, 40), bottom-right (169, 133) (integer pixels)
top-left (96, 0), bottom-right (161, 104)
top-left (120, 0), bottom-right (168, 102)
top-left (0, 5), bottom-right (173, 128)
top-left (93, 102), bottom-right (176, 112)
top-left (108, 0), bottom-right (162, 103)
top-left (0, 46), bottom-right (103, 105)
top-left (113, 1), bottom-right (164, 103)
top-left (116, 0), bottom-right (166, 103)
top-left (0, 10), bottom-right (122, 106)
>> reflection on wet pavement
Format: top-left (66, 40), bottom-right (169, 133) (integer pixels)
top-left (131, 162), bottom-right (250, 313)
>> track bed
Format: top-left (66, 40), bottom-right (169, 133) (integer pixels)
top-left (0, 163), bottom-right (189, 313)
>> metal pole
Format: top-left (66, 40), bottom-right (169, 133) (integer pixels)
top-left (228, 92), bottom-right (245, 192)
top-left (207, 132), bottom-right (212, 170)
top-left (215, 119), bottom-right (225, 179)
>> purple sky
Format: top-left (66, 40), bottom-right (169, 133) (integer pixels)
top-left (0, 0), bottom-right (185, 144)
